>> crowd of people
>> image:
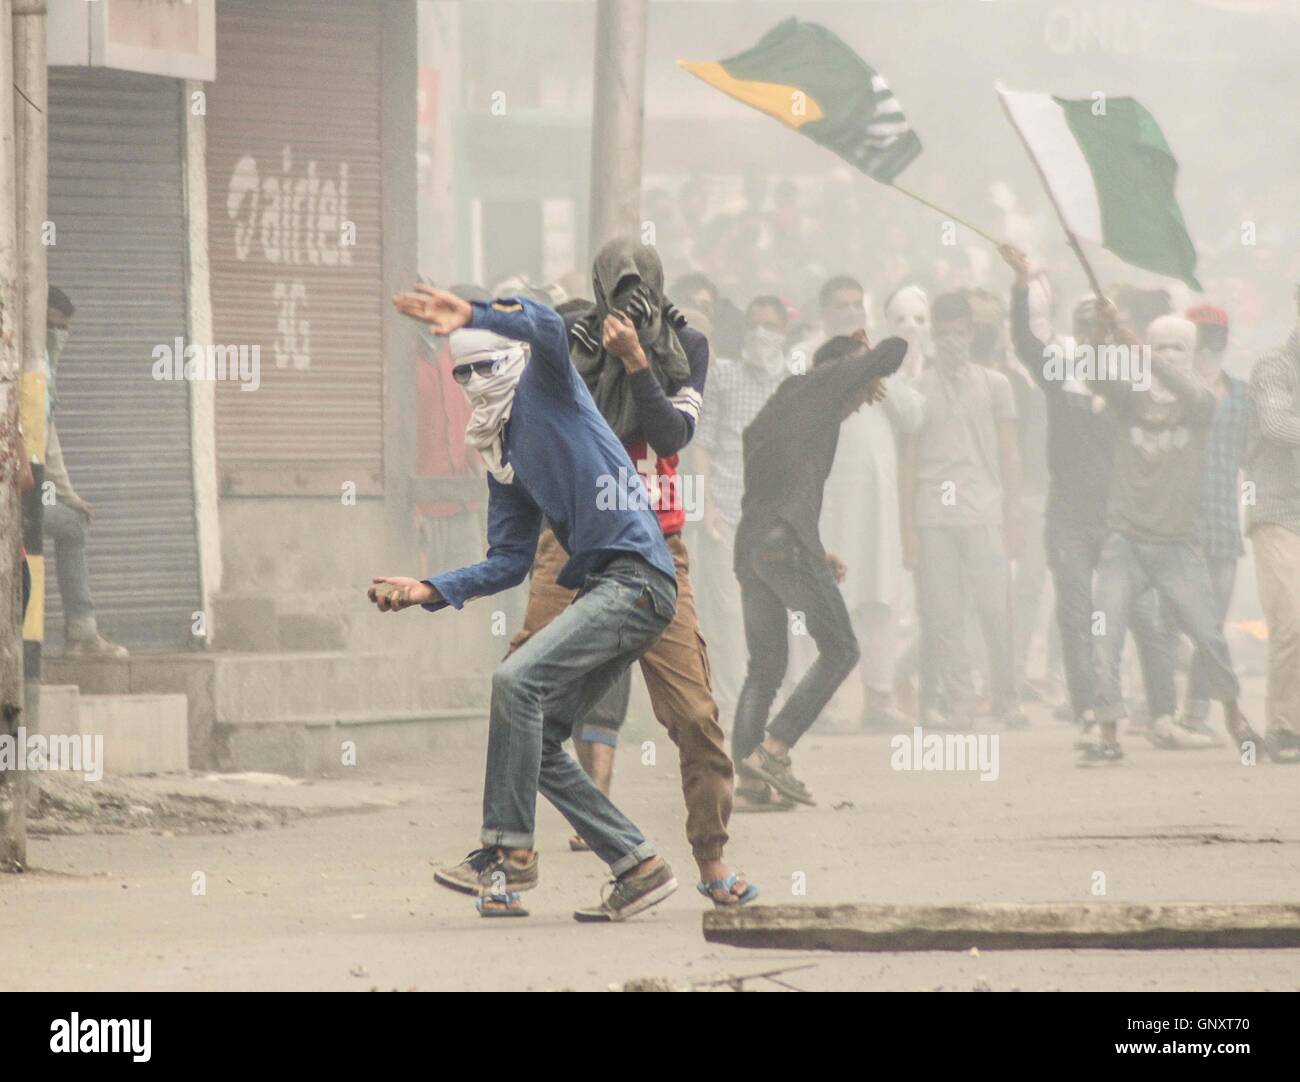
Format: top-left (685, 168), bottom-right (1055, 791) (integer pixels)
top-left (368, 225), bottom-right (1300, 923)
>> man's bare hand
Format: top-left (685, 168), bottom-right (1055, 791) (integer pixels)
top-left (392, 284), bottom-right (473, 335)
top-left (826, 552), bottom-right (848, 583)
top-left (998, 243), bottom-right (1030, 284)
top-left (601, 311), bottom-right (648, 372)
top-left (865, 377), bottom-right (887, 406)
top-left (70, 497), bottom-right (94, 525)
top-left (368, 576), bottom-right (436, 612)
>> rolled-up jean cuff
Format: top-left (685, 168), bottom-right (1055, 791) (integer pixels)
top-left (692, 844), bottom-right (725, 863)
top-left (481, 828), bottom-right (534, 851)
top-left (609, 841), bottom-right (656, 877)
top-left (577, 725), bottom-right (620, 748)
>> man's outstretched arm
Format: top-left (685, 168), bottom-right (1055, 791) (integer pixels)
top-left (368, 477), bottom-right (542, 614)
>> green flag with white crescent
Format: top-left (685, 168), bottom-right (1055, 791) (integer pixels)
top-left (999, 87), bottom-right (1202, 291)
top-left (679, 17), bottom-right (922, 184)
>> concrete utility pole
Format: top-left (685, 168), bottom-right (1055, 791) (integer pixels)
top-left (0, 0), bottom-right (25, 869)
top-left (1, 0), bottom-right (46, 869)
top-left (587, 0), bottom-right (649, 262)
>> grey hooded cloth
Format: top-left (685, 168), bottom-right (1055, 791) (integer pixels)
top-left (568, 238), bottom-right (692, 442)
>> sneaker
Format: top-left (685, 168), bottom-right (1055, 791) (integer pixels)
top-left (1149, 715), bottom-right (1214, 750)
top-left (64, 632), bottom-right (129, 660)
top-left (860, 703), bottom-right (912, 732)
top-left (434, 847), bottom-right (539, 896)
top-left (1178, 717), bottom-right (1223, 747)
top-left (1072, 713), bottom-right (1099, 752)
top-left (1077, 739), bottom-right (1124, 764)
top-left (573, 860), bottom-right (678, 922)
top-left (744, 745), bottom-right (816, 806)
top-left (1264, 729), bottom-right (1300, 763)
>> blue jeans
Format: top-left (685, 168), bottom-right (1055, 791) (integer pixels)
top-left (43, 501), bottom-right (96, 626)
top-left (1183, 556), bottom-right (1238, 722)
top-left (1093, 534), bottom-right (1239, 724)
top-left (481, 554), bottom-right (676, 875)
top-left (1045, 519), bottom-right (1176, 722)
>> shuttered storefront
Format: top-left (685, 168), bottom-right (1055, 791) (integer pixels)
top-left (46, 69), bottom-right (202, 652)
top-left (207, 0), bottom-right (385, 496)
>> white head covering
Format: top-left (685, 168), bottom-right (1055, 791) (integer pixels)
top-left (884, 284), bottom-right (931, 376)
top-left (449, 328), bottom-right (528, 484)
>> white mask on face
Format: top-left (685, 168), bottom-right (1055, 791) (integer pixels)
top-left (885, 286), bottom-right (931, 364)
top-left (1147, 315), bottom-right (1196, 404)
top-left (47, 326), bottom-right (70, 365)
top-left (1148, 315), bottom-right (1196, 369)
top-left (741, 324), bottom-right (787, 377)
top-left (450, 329), bottom-right (528, 484)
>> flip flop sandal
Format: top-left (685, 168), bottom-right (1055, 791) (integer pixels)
top-left (476, 891), bottom-right (529, 918)
top-left (748, 746), bottom-right (816, 806)
top-left (697, 873), bottom-right (759, 908)
top-left (568, 835), bottom-right (592, 852)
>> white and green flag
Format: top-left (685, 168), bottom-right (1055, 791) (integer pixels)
top-left (998, 87), bottom-right (1202, 290)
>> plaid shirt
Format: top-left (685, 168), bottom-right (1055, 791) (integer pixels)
top-left (1196, 373), bottom-right (1249, 560)
top-left (695, 356), bottom-right (785, 527)
top-left (1246, 329), bottom-right (1300, 538)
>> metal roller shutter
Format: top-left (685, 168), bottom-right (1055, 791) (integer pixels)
top-left (45, 69), bottom-right (202, 653)
top-left (207, 0), bottom-right (385, 496)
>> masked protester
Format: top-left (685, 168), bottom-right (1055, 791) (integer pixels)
top-left (967, 287), bottom-right (1053, 706)
top-left (375, 285), bottom-right (681, 922)
top-left (884, 283), bottom-right (933, 378)
top-left (813, 277), bottom-right (926, 736)
top-left (1083, 309), bottom-right (1257, 761)
top-left (1243, 287), bottom-right (1300, 761)
top-left (898, 291), bottom-right (1026, 733)
top-left (1001, 245), bottom-right (1179, 758)
top-left (1177, 306), bottom-right (1250, 740)
top-left (42, 285), bottom-right (129, 659)
top-left (732, 334), bottom-right (907, 807)
top-left (692, 295), bottom-right (791, 749)
top-left (508, 238), bottom-right (757, 907)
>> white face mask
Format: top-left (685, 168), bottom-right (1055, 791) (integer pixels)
top-left (1148, 316), bottom-right (1197, 370)
top-left (741, 325), bottom-right (786, 376)
top-left (451, 329), bottom-right (528, 484)
top-left (47, 326), bottom-right (70, 364)
top-left (886, 288), bottom-right (931, 363)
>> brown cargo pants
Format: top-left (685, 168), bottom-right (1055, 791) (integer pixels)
top-left (508, 526), bottom-right (734, 862)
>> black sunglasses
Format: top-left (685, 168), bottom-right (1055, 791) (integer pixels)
top-left (451, 359), bottom-right (503, 385)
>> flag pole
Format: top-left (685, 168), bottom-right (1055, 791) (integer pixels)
top-left (888, 181), bottom-right (1003, 246)
top-left (996, 85), bottom-right (1107, 301)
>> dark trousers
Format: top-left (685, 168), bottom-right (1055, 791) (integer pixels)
top-left (732, 525), bottom-right (859, 761)
top-left (1045, 518), bottom-right (1177, 722)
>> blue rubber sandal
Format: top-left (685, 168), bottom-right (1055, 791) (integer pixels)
top-left (476, 891), bottom-right (529, 918)
top-left (697, 873), bottom-right (758, 908)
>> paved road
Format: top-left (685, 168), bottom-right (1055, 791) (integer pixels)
top-left (3, 699), bottom-right (1297, 991)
